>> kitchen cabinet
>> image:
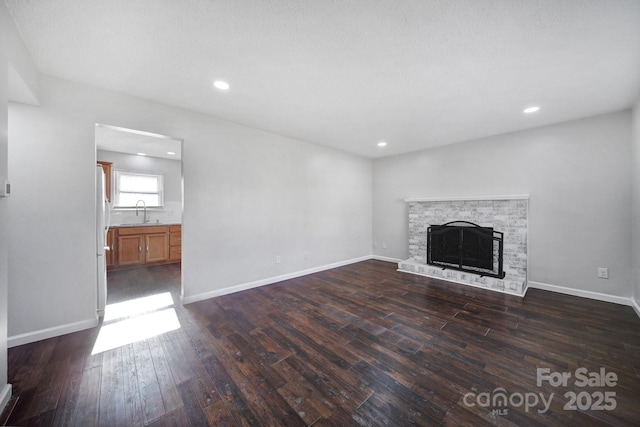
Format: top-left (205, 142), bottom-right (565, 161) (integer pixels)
top-left (117, 234), bottom-right (145, 266)
top-left (106, 228), bottom-right (116, 268)
top-left (145, 233), bottom-right (169, 263)
top-left (110, 225), bottom-right (177, 270)
top-left (169, 224), bottom-right (182, 262)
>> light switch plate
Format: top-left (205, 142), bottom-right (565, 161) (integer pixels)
top-left (0, 180), bottom-right (10, 197)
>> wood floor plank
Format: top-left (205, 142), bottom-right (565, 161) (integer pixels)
top-left (188, 374), bottom-right (220, 410)
top-left (202, 400), bottom-right (239, 427)
top-left (121, 343), bottom-right (144, 427)
top-left (158, 331), bottom-right (197, 385)
top-left (98, 347), bottom-right (127, 427)
top-left (5, 388), bottom-right (36, 426)
top-left (351, 360), bottom-right (447, 425)
top-left (21, 359), bottom-right (68, 418)
top-left (268, 311), bottom-right (359, 370)
top-left (52, 365), bottom-right (102, 427)
top-left (201, 354), bottom-right (261, 426)
top-left (5, 261), bottom-right (640, 426)
top-left (282, 352), bottom-right (374, 414)
top-left (209, 335), bottom-right (305, 426)
top-left (260, 325), bottom-right (375, 409)
top-left (146, 406), bottom-right (191, 427)
top-left (225, 332), bottom-right (286, 389)
top-left (177, 381), bottom-right (209, 427)
top-left (132, 340), bottom-right (166, 424)
top-left (271, 356), bottom-right (333, 423)
top-left (9, 338), bottom-right (57, 396)
top-left (351, 398), bottom-right (403, 427)
top-left (72, 365), bottom-right (103, 427)
top-left (247, 328), bottom-right (292, 365)
top-left (148, 336), bottom-right (182, 415)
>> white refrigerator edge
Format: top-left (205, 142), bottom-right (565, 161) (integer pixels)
top-left (96, 164), bottom-right (108, 317)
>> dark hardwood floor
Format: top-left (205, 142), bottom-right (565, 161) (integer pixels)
top-left (3, 260), bottom-right (640, 426)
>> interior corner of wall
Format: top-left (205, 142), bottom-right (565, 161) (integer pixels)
top-left (8, 63), bottom-right (40, 106)
top-left (632, 292), bottom-right (640, 318)
top-left (0, 383), bottom-right (12, 414)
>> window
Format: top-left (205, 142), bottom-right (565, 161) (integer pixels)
top-left (113, 170), bottom-right (164, 208)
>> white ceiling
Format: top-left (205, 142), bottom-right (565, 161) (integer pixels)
top-left (5, 0), bottom-right (640, 158)
top-left (96, 124), bottom-right (182, 160)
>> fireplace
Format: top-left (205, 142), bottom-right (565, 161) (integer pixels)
top-left (427, 221), bottom-right (505, 279)
top-left (398, 196), bottom-right (527, 295)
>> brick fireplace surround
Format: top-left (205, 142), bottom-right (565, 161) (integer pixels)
top-left (398, 195), bottom-right (529, 296)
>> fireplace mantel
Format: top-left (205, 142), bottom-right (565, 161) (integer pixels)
top-left (404, 194), bottom-right (530, 203)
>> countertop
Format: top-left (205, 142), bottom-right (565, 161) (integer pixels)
top-left (111, 223), bottom-right (181, 228)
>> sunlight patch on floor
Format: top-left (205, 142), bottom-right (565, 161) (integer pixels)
top-left (92, 292), bottom-right (181, 355)
top-left (103, 292), bottom-right (175, 322)
top-left (92, 308), bottom-right (180, 354)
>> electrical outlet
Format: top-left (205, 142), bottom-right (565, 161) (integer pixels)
top-left (382, 242), bottom-right (387, 249)
top-left (597, 267), bottom-right (609, 279)
top-left (276, 256), bottom-right (281, 264)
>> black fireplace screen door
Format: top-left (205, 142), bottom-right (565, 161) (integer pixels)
top-left (427, 221), bottom-right (505, 279)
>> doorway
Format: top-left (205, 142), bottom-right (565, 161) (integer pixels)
top-left (95, 124), bottom-right (183, 316)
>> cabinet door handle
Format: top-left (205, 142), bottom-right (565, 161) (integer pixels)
top-left (146, 245), bottom-right (149, 253)
top-left (138, 246), bottom-right (142, 253)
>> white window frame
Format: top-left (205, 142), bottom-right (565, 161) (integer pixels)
top-left (113, 170), bottom-right (165, 209)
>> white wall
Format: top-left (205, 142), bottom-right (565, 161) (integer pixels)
top-left (8, 75), bottom-right (372, 342)
top-left (632, 98), bottom-right (640, 310)
top-left (0, 18), bottom-right (10, 412)
top-left (373, 111), bottom-right (633, 298)
top-left (97, 150), bottom-right (182, 225)
top-left (1, 0), bottom-right (40, 410)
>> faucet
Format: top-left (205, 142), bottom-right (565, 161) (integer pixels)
top-left (135, 200), bottom-right (149, 224)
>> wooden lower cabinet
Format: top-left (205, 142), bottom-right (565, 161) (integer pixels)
top-left (169, 225), bottom-right (182, 262)
top-left (109, 224), bottom-right (180, 270)
top-left (106, 228), bottom-right (117, 268)
top-left (145, 233), bottom-right (169, 263)
top-left (117, 234), bottom-right (145, 266)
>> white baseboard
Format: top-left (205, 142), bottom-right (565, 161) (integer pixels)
top-left (8, 318), bottom-right (98, 348)
top-left (527, 281), bottom-right (636, 312)
top-left (8, 256), bottom-right (387, 345)
top-left (182, 255), bottom-right (374, 305)
top-left (0, 383), bottom-right (12, 416)
top-left (371, 255), bottom-right (403, 263)
top-left (631, 297), bottom-right (640, 318)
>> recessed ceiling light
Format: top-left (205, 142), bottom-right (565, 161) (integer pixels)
top-left (137, 152), bottom-right (146, 156)
top-left (167, 151), bottom-right (176, 155)
top-left (213, 80), bottom-right (230, 90)
top-left (523, 106), bottom-right (540, 114)
top-left (378, 141), bottom-right (387, 147)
